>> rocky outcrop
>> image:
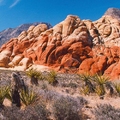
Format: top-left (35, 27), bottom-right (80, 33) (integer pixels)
top-left (105, 8), bottom-right (120, 21)
top-left (0, 22), bottom-right (52, 46)
top-left (1, 12), bottom-right (120, 79)
top-left (93, 15), bottom-right (120, 47)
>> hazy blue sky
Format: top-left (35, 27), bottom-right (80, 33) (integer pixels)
top-left (0, 0), bottom-right (119, 31)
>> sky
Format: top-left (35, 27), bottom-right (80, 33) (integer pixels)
top-left (0, 0), bottom-right (119, 31)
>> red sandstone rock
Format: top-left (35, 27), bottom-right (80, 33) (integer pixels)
top-left (0, 15), bottom-right (120, 79)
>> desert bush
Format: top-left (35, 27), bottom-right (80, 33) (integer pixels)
top-left (52, 95), bottom-right (87, 120)
top-left (26, 68), bottom-right (43, 85)
top-left (92, 104), bottom-right (120, 120)
top-left (20, 89), bottom-right (38, 106)
top-left (1, 103), bottom-right (48, 120)
top-left (45, 70), bottom-right (58, 85)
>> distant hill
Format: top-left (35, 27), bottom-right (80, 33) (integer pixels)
top-left (104, 8), bottom-right (120, 20)
top-left (0, 22), bottom-right (52, 46)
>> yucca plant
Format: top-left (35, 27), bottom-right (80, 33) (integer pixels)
top-left (78, 73), bottom-right (95, 93)
top-left (114, 83), bottom-right (120, 97)
top-left (20, 89), bottom-right (38, 106)
top-left (0, 86), bottom-right (10, 107)
top-left (81, 86), bottom-right (90, 95)
top-left (46, 70), bottom-right (58, 85)
top-left (26, 68), bottom-right (44, 85)
top-left (93, 74), bottom-right (109, 85)
top-left (95, 85), bottom-right (105, 99)
top-left (94, 74), bottom-right (109, 99)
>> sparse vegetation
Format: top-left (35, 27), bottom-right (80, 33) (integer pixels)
top-left (45, 70), bottom-right (58, 85)
top-left (20, 89), bottom-right (38, 106)
top-left (52, 96), bottom-right (86, 120)
top-left (0, 69), bottom-right (120, 120)
top-left (78, 73), bottom-right (95, 93)
top-left (114, 83), bottom-right (120, 96)
top-left (0, 86), bottom-right (10, 107)
top-left (26, 68), bottom-right (43, 85)
top-left (92, 104), bottom-right (120, 120)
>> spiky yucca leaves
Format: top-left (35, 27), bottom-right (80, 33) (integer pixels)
top-left (20, 89), bottom-right (38, 106)
top-left (93, 74), bottom-right (109, 85)
top-left (78, 73), bottom-right (95, 94)
top-left (93, 74), bottom-right (109, 99)
top-left (95, 86), bottom-right (105, 99)
top-left (114, 83), bottom-right (120, 96)
top-left (46, 70), bottom-right (58, 85)
top-left (0, 86), bottom-right (10, 107)
top-left (26, 68), bottom-right (43, 85)
top-left (81, 86), bottom-right (90, 95)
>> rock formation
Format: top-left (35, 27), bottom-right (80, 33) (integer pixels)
top-left (0, 22), bottom-right (52, 46)
top-left (0, 9), bottom-right (120, 80)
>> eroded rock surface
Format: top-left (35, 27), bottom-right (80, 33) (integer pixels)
top-left (1, 14), bottom-right (120, 79)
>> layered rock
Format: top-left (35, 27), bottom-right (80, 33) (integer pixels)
top-left (0, 13), bottom-right (120, 79)
top-left (93, 15), bottom-right (120, 46)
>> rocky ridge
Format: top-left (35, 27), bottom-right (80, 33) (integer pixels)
top-left (0, 9), bottom-right (120, 79)
top-left (0, 22), bottom-right (52, 46)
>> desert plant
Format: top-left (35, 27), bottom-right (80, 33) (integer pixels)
top-left (52, 96), bottom-right (85, 120)
top-left (46, 70), bottom-right (58, 85)
top-left (26, 68), bottom-right (43, 85)
top-left (78, 73), bottom-right (95, 93)
top-left (0, 86), bottom-right (10, 107)
top-left (20, 89), bottom-right (38, 106)
top-left (93, 74), bottom-right (109, 99)
top-left (92, 104), bottom-right (120, 120)
top-left (2, 103), bottom-right (49, 120)
top-left (93, 74), bottom-right (109, 85)
top-left (81, 86), bottom-right (90, 95)
top-left (95, 85), bottom-right (105, 99)
top-left (114, 83), bottom-right (120, 96)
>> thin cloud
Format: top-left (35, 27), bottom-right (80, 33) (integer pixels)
top-left (9, 0), bottom-right (20, 8)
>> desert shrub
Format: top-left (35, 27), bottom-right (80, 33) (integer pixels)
top-left (1, 103), bottom-right (48, 120)
top-left (20, 89), bottom-right (38, 106)
top-left (45, 70), bottom-right (58, 85)
top-left (22, 103), bottom-right (48, 120)
top-left (92, 104), bottom-right (120, 120)
top-left (52, 95), bottom-right (87, 120)
top-left (26, 68), bottom-right (43, 85)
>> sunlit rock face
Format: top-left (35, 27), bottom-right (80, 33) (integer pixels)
top-left (1, 12), bottom-right (120, 79)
